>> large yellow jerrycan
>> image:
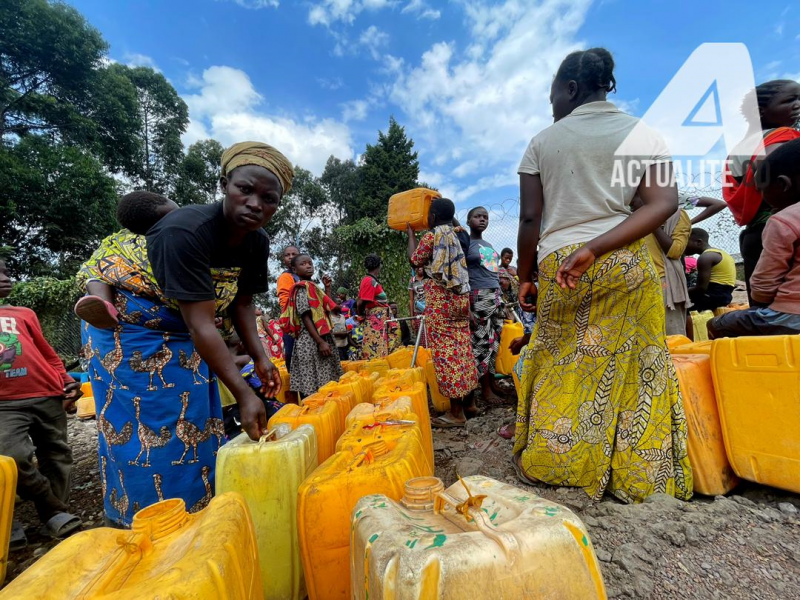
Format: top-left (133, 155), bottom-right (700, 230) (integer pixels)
top-left (340, 370), bottom-right (377, 402)
top-left (387, 188), bottom-right (440, 231)
top-left (376, 367), bottom-right (425, 388)
top-left (343, 360), bottom-right (365, 373)
top-left (666, 334), bottom-right (692, 351)
top-left (351, 476), bottom-right (607, 600)
top-left (0, 456), bottom-right (17, 585)
top-left (303, 390), bottom-right (355, 431)
top-left (690, 310), bottom-right (715, 341)
top-left (672, 355), bottom-right (739, 496)
top-left (322, 378), bottom-right (367, 406)
top-left (268, 402), bottom-right (341, 463)
top-left (216, 425), bottom-right (318, 600)
top-left (424, 359), bottom-right (450, 412)
top-left (1, 493), bottom-right (261, 599)
top-left (297, 423), bottom-right (430, 600)
top-left (671, 340), bottom-right (712, 355)
top-left (711, 335), bottom-right (800, 493)
top-left (372, 381), bottom-right (433, 471)
top-left (360, 358), bottom-right (390, 377)
top-left (495, 319), bottom-right (524, 376)
top-left (387, 347), bottom-right (414, 369)
top-left (345, 396), bottom-right (415, 429)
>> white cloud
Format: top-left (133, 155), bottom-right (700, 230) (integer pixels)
top-left (380, 0), bottom-right (593, 200)
top-left (182, 66), bottom-right (354, 174)
top-left (318, 76), bottom-right (345, 90)
top-left (307, 0), bottom-right (394, 26)
top-left (124, 52), bottom-right (159, 71)
top-left (402, 0), bottom-right (440, 20)
top-left (221, 0), bottom-right (280, 9)
top-left (359, 25), bottom-right (390, 60)
top-left (341, 99), bottom-right (370, 122)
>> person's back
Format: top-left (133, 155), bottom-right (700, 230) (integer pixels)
top-left (684, 228), bottom-right (735, 312)
top-left (703, 248), bottom-right (736, 288)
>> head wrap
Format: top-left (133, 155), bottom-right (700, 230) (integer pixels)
top-left (336, 287), bottom-right (349, 296)
top-left (220, 141), bottom-right (294, 196)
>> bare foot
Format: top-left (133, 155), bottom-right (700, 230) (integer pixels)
top-left (482, 391), bottom-right (514, 406)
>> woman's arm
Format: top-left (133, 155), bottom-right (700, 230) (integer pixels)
top-left (690, 196), bottom-right (727, 225)
top-left (179, 299), bottom-right (267, 440)
top-left (231, 293), bottom-right (280, 397)
top-left (517, 173), bottom-right (544, 311)
top-left (557, 162), bottom-right (678, 289)
top-left (407, 224), bottom-right (419, 260)
top-left (301, 312), bottom-right (332, 356)
top-left (409, 288), bottom-right (415, 317)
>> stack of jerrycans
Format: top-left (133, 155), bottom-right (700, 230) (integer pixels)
top-left (268, 401), bottom-right (341, 463)
top-left (216, 424), bottom-right (318, 600)
top-left (302, 389), bottom-right (356, 431)
top-left (345, 396), bottom-right (415, 429)
top-left (352, 476), bottom-right (607, 599)
top-left (372, 381), bottom-right (433, 472)
top-left (1, 494), bottom-right (261, 599)
top-left (297, 408), bottom-right (431, 599)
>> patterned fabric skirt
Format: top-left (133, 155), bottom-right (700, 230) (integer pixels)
top-left (513, 241), bottom-right (693, 504)
top-left (362, 306), bottom-right (390, 360)
top-left (82, 290), bottom-right (224, 526)
top-left (424, 281), bottom-right (479, 399)
top-left (469, 288), bottom-right (504, 377)
top-left (290, 331), bottom-right (344, 397)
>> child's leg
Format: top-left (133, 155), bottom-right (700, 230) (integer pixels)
top-left (28, 397), bottom-right (74, 508)
top-left (74, 281), bottom-right (119, 329)
top-left (0, 398), bottom-right (71, 522)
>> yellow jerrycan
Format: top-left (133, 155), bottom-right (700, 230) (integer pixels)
top-left (387, 347), bottom-right (414, 369)
top-left (76, 395), bottom-right (96, 420)
top-left (0, 456), bottom-right (17, 585)
top-left (343, 360), bottom-right (365, 373)
top-left (321, 378), bottom-right (367, 406)
top-left (1, 493), bottom-right (261, 599)
top-left (340, 370), bottom-right (377, 402)
top-left (666, 334), bottom-right (692, 351)
top-left (376, 367), bottom-right (425, 388)
top-left (345, 396), bottom-right (415, 429)
top-left (424, 358), bottom-right (450, 412)
top-left (690, 310), bottom-right (715, 341)
top-left (372, 381), bottom-right (433, 471)
top-left (671, 340), bottom-right (712, 355)
top-left (495, 319), bottom-right (524, 376)
top-left (351, 476), bottom-right (607, 599)
top-left (387, 187), bottom-right (441, 231)
top-left (297, 422), bottom-right (430, 600)
top-left (671, 355), bottom-right (738, 496)
top-left (711, 335), bottom-right (800, 493)
top-left (268, 401), bottom-right (342, 463)
top-left (216, 424), bottom-right (318, 600)
top-left (360, 358), bottom-right (390, 377)
top-left (303, 390), bottom-right (355, 431)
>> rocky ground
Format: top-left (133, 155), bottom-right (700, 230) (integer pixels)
top-left (5, 404), bottom-right (800, 598)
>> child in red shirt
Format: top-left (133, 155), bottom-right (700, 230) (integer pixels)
top-left (0, 258), bottom-right (83, 548)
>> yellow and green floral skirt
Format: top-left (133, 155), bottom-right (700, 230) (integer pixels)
top-left (514, 240), bottom-right (693, 503)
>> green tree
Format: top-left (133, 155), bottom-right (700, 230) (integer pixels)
top-left (112, 64), bottom-right (189, 194)
top-left (0, 0), bottom-right (140, 171)
top-left (353, 116), bottom-right (419, 222)
top-left (0, 136), bottom-right (118, 277)
top-left (320, 156), bottom-right (361, 222)
top-left (174, 139), bottom-right (224, 205)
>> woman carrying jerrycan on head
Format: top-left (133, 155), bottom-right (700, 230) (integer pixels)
top-left (406, 198), bottom-right (479, 427)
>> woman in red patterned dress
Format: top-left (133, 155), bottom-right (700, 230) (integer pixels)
top-left (407, 198), bottom-right (479, 427)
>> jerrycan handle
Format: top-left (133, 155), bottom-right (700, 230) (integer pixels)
top-left (434, 489), bottom-right (521, 566)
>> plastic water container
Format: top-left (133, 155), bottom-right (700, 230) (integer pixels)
top-left (343, 360), bottom-right (365, 373)
top-left (666, 334), bottom-right (692, 351)
top-left (672, 354), bottom-right (739, 496)
top-left (495, 320), bottom-right (524, 376)
top-left (670, 340), bottom-right (712, 355)
top-left (75, 395), bottom-right (96, 420)
top-left (303, 390), bottom-right (356, 431)
top-left (690, 310), bottom-right (715, 341)
top-left (345, 396), bottom-right (415, 429)
top-left (2, 493), bottom-right (261, 599)
top-left (711, 336), bottom-right (800, 493)
top-left (713, 303), bottom-right (748, 317)
top-left (376, 367), bottom-right (425, 389)
top-left (361, 359), bottom-right (390, 377)
top-left (424, 359), bottom-right (450, 412)
top-left (414, 345), bottom-right (431, 368)
top-left (268, 402), bottom-right (342, 463)
top-left (372, 382), bottom-right (433, 471)
top-left (387, 347), bottom-right (414, 369)
top-left (351, 475), bottom-right (607, 599)
top-left (0, 456), bottom-right (17, 585)
top-left (387, 188), bottom-right (441, 231)
top-left (216, 425), bottom-right (318, 600)
top-left (338, 371), bottom-right (375, 404)
top-left (297, 423), bottom-right (430, 599)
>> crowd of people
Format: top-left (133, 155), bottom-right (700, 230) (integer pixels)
top-left (1, 47), bottom-right (799, 549)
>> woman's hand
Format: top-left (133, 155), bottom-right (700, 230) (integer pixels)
top-left (238, 390), bottom-right (268, 440)
top-left (254, 357), bottom-right (281, 397)
top-left (322, 274), bottom-right (332, 288)
top-left (556, 246), bottom-right (596, 289)
top-left (62, 380), bottom-right (83, 412)
top-left (509, 334), bottom-right (531, 355)
top-left (518, 281), bottom-right (537, 312)
top-left (406, 223), bottom-right (414, 237)
top-left (318, 340), bottom-right (333, 357)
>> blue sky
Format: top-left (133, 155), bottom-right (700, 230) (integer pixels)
top-left (68, 0), bottom-right (799, 215)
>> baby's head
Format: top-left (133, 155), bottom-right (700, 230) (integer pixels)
top-left (756, 138), bottom-right (800, 212)
top-left (117, 191), bottom-right (179, 235)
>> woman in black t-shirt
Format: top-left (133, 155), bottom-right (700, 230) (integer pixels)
top-left (80, 141), bottom-right (293, 526)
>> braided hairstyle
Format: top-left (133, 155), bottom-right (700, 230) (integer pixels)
top-left (741, 79), bottom-right (798, 126)
top-left (555, 47), bottom-right (617, 96)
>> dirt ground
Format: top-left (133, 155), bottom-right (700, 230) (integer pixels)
top-left (5, 397), bottom-right (800, 598)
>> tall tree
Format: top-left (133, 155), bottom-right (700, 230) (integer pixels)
top-left (174, 139), bottom-right (224, 205)
top-left (0, 136), bottom-right (118, 277)
top-left (112, 64), bottom-right (189, 194)
top-left (320, 156), bottom-right (361, 221)
top-left (0, 0), bottom-right (140, 170)
top-left (353, 116), bottom-right (419, 222)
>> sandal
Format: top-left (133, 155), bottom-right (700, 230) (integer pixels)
top-left (431, 415), bottom-right (466, 428)
top-left (74, 296), bottom-right (119, 329)
top-left (511, 453), bottom-right (540, 486)
top-left (497, 423), bottom-right (516, 440)
top-left (40, 512), bottom-right (82, 539)
top-left (10, 519), bottom-right (27, 551)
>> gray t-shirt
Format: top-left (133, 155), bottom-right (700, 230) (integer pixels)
top-left (466, 239), bottom-right (500, 290)
top-left (518, 101), bottom-right (672, 262)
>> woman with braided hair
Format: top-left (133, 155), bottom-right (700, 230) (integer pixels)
top-left (513, 48), bottom-right (692, 503)
top-left (724, 79), bottom-right (800, 304)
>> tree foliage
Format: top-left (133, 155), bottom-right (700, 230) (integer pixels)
top-left (174, 139), bottom-right (224, 206)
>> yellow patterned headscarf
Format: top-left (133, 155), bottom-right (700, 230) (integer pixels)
top-left (220, 141), bottom-right (294, 196)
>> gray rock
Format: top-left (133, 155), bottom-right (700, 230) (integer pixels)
top-left (595, 548), bottom-right (612, 562)
top-left (731, 495), bottom-right (756, 508)
top-left (633, 573), bottom-right (654, 598)
top-left (642, 493), bottom-right (682, 509)
top-left (33, 546), bottom-right (47, 558)
top-left (612, 543), bottom-right (647, 574)
top-left (683, 524), bottom-right (702, 545)
top-left (582, 515), bottom-right (600, 528)
top-left (778, 502), bottom-right (798, 515)
top-left (455, 457), bottom-right (483, 477)
top-left (701, 562), bottom-right (713, 570)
